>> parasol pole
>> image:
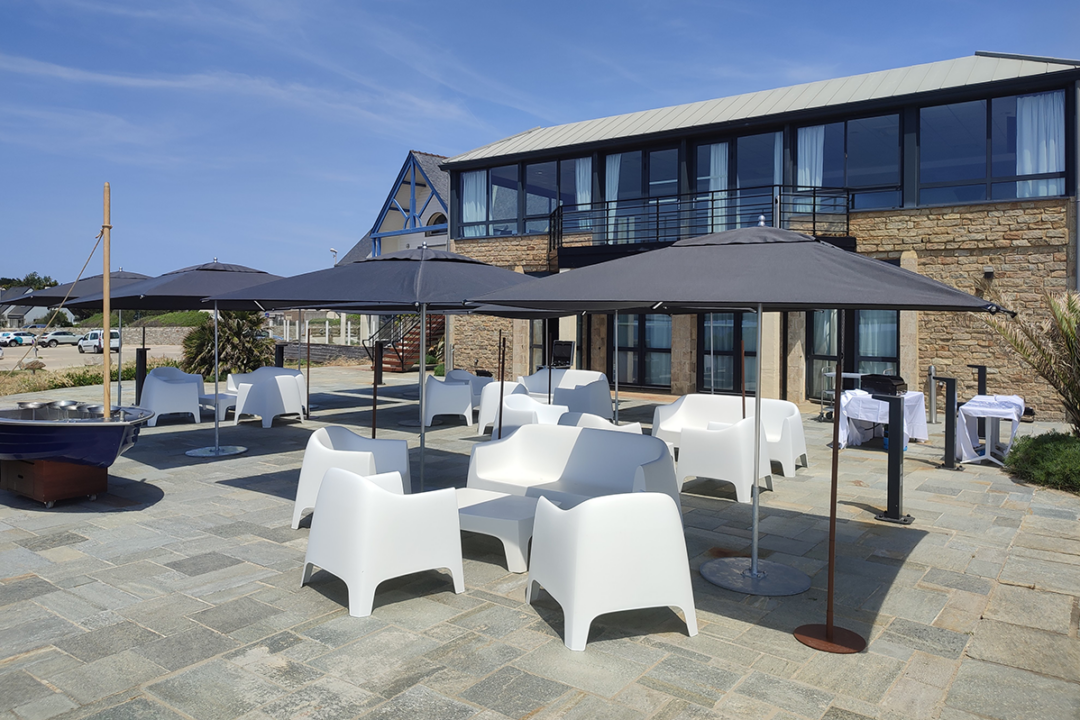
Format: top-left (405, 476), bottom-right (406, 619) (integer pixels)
top-left (497, 332), bottom-right (506, 439)
top-left (795, 309), bottom-right (867, 653)
top-left (419, 302), bottom-right (427, 491)
top-left (187, 293), bottom-right (246, 457)
top-left (612, 314), bottom-right (619, 423)
top-left (102, 183), bottom-right (112, 419)
top-left (698, 303), bottom-right (811, 596)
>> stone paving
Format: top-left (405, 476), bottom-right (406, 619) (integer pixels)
top-left (0, 367), bottom-right (1078, 720)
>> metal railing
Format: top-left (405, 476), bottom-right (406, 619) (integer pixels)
top-left (363, 314), bottom-right (421, 367)
top-left (550, 184), bottom-right (849, 251)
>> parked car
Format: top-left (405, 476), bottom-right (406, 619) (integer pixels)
top-left (77, 330), bottom-right (120, 354)
top-left (23, 323), bottom-right (48, 329)
top-left (1, 331), bottom-right (37, 346)
top-left (40, 330), bottom-right (80, 348)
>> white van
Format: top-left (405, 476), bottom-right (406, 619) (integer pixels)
top-left (77, 330), bottom-right (120, 354)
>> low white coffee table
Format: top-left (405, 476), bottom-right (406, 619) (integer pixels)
top-left (456, 488), bottom-right (539, 573)
top-left (199, 392), bottom-right (237, 422)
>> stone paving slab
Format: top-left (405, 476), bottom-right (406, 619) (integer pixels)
top-left (0, 367), bottom-right (1077, 719)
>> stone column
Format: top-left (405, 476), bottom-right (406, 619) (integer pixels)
top-left (670, 314), bottom-right (697, 396)
top-left (900, 250), bottom-right (920, 386)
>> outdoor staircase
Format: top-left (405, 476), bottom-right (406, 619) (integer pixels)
top-left (377, 314), bottom-right (445, 373)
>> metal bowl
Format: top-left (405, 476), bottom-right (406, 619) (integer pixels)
top-left (17, 401), bottom-right (50, 410)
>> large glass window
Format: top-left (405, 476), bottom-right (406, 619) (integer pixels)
top-left (524, 161), bottom-right (557, 233)
top-left (613, 313), bottom-right (671, 387)
top-left (736, 132), bottom-right (782, 226)
top-left (805, 309), bottom-right (900, 401)
top-left (796, 114), bottom-right (900, 210)
top-left (919, 90), bottom-right (1065, 204)
top-left (699, 312), bottom-right (757, 394)
top-left (694, 142), bottom-right (730, 234)
top-left (458, 157), bottom-right (593, 238)
top-left (604, 149), bottom-right (680, 243)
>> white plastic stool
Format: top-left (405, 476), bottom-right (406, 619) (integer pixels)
top-left (456, 488), bottom-right (539, 573)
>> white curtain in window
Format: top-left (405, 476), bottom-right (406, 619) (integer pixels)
top-left (773, 132), bottom-right (784, 185)
top-left (605, 154), bottom-right (621, 241)
top-left (797, 126), bottom-right (825, 188)
top-left (576, 157), bottom-right (592, 206)
top-left (575, 157), bottom-right (592, 229)
top-left (461, 170), bottom-right (487, 236)
top-left (708, 143), bottom-right (729, 232)
top-left (797, 125), bottom-right (825, 214)
top-left (1016, 90), bottom-right (1065, 198)
top-left (812, 309), bottom-right (836, 356)
top-left (858, 310), bottom-right (898, 359)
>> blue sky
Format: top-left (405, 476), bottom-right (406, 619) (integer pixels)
top-left (2, 0), bottom-right (1078, 282)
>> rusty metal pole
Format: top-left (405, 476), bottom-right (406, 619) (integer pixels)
top-left (102, 183), bottom-right (112, 419)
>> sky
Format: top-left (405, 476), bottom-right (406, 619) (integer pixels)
top-left (1, 0), bottom-right (1078, 283)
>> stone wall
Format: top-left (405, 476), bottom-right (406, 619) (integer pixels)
top-left (849, 198), bottom-right (1075, 419)
top-left (670, 314), bottom-right (696, 395)
top-left (453, 234), bottom-right (554, 273)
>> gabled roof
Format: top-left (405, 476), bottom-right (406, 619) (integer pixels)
top-left (412, 151), bottom-right (450, 206)
top-left (338, 150), bottom-right (450, 264)
top-left (445, 52), bottom-right (1080, 166)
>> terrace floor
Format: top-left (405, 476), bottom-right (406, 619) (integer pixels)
top-left (1, 367), bottom-right (1078, 720)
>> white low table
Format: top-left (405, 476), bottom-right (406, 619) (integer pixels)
top-left (838, 390), bottom-right (928, 449)
top-left (456, 488), bottom-right (539, 573)
top-left (199, 392), bottom-right (237, 422)
top-left (957, 395), bottom-right (1025, 466)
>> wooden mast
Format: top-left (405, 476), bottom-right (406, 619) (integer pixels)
top-left (102, 183), bottom-right (112, 418)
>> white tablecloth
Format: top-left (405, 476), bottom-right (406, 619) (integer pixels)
top-left (956, 395), bottom-right (1024, 462)
top-left (839, 390), bottom-right (928, 449)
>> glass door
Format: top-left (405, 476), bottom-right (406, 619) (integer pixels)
top-left (612, 313), bottom-right (672, 388)
top-left (699, 312), bottom-right (757, 393)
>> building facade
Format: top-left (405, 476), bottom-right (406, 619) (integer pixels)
top-left (441, 52), bottom-right (1078, 418)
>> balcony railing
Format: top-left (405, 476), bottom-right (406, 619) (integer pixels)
top-left (549, 185), bottom-right (850, 251)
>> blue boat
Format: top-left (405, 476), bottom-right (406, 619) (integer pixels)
top-left (0, 404), bottom-right (154, 467)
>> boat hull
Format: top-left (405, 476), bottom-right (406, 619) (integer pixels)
top-left (0, 407), bottom-right (154, 468)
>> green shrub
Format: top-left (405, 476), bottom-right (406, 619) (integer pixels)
top-left (434, 363), bottom-right (445, 377)
top-left (1003, 431), bottom-right (1080, 492)
top-left (136, 310), bottom-right (206, 327)
top-left (182, 311), bottom-right (272, 377)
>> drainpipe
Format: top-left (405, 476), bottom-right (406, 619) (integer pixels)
top-left (1074, 80), bottom-right (1080, 291)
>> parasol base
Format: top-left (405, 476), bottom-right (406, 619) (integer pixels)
top-left (793, 623), bottom-right (867, 654)
top-left (874, 512), bottom-right (914, 525)
top-left (699, 558), bottom-right (811, 596)
top-left (187, 445), bottom-right (247, 458)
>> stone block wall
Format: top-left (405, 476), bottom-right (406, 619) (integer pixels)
top-left (849, 198), bottom-right (1074, 419)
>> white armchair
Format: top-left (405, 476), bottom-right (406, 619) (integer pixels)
top-left (292, 426), bottom-right (412, 529)
top-left (476, 381), bottom-right (527, 436)
top-left (232, 367), bottom-right (306, 428)
top-left (500, 394), bottom-right (568, 435)
top-left (526, 493), bottom-right (697, 651)
top-left (651, 394), bottom-right (745, 449)
top-left (759, 399), bottom-right (809, 476)
top-left (445, 369), bottom-right (493, 408)
top-left (139, 367), bottom-right (204, 427)
top-left (424, 376), bottom-right (473, 427)
top-left (676, 417), bottom-right (772, 503)
top-left (301, 468), bottom-right (464, 617)
top-left (518, 369), bottom-right (613, 420)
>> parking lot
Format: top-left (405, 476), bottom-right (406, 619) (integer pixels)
top-left (0, 342), bottom-right (184, 372)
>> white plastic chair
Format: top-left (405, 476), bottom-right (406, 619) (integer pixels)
top-left (558, 412), bottom-right (642, 434)
top-left (500, 394), bottom-right (568, 434)
top-left (445, 369), bottom-right (493, 408)
top-left (758, 399), bottom-right (809, 476)
top-left (424, 376), bottom-right (473, 427)
top-left (526, 493), bottom-right (697, 651)
top-left (292, 426), bottom-right (412, 529)
top-left (139, 367), bottom-right (204, 427)
top-left (676, 417), bottom-right (772, 503)
top-left (301, 468), bottom-right (464, 617)
top-left (476, 381), bottom-right (527, 436)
